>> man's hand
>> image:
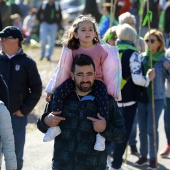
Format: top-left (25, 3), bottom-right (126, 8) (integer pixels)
top-left (44, 112), bottom-right (65, 127)
top-left (146, 68), bottom-right (155, 81)
top-left (87, 113), bottom-right (106, 133)
top-left (46, 93), bottom-right (52, 102)
top-left (13, 110), bottom-right (24, 117)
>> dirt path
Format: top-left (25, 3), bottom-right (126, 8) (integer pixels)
top-left (2, 46), bottom-right (170, 170)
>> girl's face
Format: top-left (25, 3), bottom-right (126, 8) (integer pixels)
top-left (145, 34), bottom-right (161, 54)
top-left (74, 21), bottom-right (97, 47)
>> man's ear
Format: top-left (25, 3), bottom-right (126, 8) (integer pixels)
top-left (70, 72), bottom-right (74, 80)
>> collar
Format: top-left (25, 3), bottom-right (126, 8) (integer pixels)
top-left (5, 48), bottom-right (22, 59)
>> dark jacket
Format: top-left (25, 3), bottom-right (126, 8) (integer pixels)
top-left (119, 47), bottom-right (148, 103)
top-left (164, 1), bottom-right (170, 34)
top-left (0, 49), bottom-right (42, 115)
top-left (37, 91), bottom-right (125, 170)
top-left (0, 74), bottom-right (9, 108)
top-left (36, 1), bottom-right (62, 24)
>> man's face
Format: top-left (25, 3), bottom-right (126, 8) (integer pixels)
top-left (0, 36), bottom-right (16, 53)
top-left (71, 64), bottom-right (95, 96)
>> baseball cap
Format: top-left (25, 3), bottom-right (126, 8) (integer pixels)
top-left (0, 26), bottom-right (23, 42)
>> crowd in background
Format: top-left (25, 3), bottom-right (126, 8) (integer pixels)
top-left (0, 0), bottom-right (170, 48)
top-left (0, 0), bottom-right (170, 170)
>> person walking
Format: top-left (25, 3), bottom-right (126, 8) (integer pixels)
top-left (0, 0), bottom-right (11, 29)
top-left (110, 24), bottom-right (155, 170)
top-left (118, 11), bottom-right (146, 155)
top-left (44, 14), bottom-right (121, 148)
top-left (98, 3), bottom-right (118, 38)
top-left (135, 29), bottom-right (170, 169)
top-left (0, 26), bottom-right (42, 170)
top-left (0, 100), bottom-right (17, 170)
top-left (37, 54), bottom-right (126, 170)
top-left (36, 0), bottom-right (62, 61)
top-left (0, 67), bottom-right (16, 170)
top-left (160, 48), bottom-right (170, 158)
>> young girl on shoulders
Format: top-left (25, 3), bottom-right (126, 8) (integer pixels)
top-left (44, 14), bottom-right (121, 151)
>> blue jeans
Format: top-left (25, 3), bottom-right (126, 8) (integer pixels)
top-left (129, 113), bottom-right (138, 146)
top-left (164, 97), bottom-right (170, 145)
top-left (11, 115), bottom-right (27, 170)
top-left (111, 103), bottom-right (137, 169)
top-left (40, 22), bottom-right (58, 58)
top-left (138, 99), bottom-right (164, 160)
top-left (164, 32), bottom-right (170, 48)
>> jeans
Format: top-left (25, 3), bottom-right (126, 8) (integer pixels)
top-left (164, 97), bottom-right (170, 145)
top-left (138, 99), bottom-right (164, 160)
top-left (111, 103), bottom-right (137, 169)
top-left (164, 32), bottom-right (170, 48)
top-left (40, 22), bottom-right (58, 58)
top-left (11, 115), bottom-right (27, 170)
top-left (129, 113), bottom-right (138, 146)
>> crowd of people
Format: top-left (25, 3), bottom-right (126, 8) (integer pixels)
top-left (0, 0), bottom-right (170, 170)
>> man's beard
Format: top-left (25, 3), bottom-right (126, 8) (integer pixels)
top-left (76, 81), bottom-right (93, 92)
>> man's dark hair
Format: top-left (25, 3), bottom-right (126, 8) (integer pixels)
top-left (71, 54), bottom-right (95, 72)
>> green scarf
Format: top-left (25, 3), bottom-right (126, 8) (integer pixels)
top-left (117, 43), bottom-right (137, 51)
top-left (143, 50), bottom-right (165, 99)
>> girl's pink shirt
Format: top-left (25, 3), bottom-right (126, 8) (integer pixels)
top-left (45, 43), bottom-right (122, 100)
top-left (72, 44), bottom-right (107, 81)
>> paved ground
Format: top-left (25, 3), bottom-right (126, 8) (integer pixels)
top-left (1, 46), bottom-right (170, 170)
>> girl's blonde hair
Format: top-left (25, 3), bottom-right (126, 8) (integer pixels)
top-left (116, 23), bottom-right (136, 43)
top-left (103, 26), bottom-right (117, 43)
top-left (61, 14), bottom-right (100, 50)
top-left (144, 29), bottom-right (166, 53)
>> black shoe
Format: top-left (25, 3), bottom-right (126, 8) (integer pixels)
top-left (130, 145), bottom-right (139, 155)
top-left (47, 56), bottom-right (51, 61)
top-left (40, 56), bottom-right (44, 60)
top-left (134, 156), bottom-right (148, 166)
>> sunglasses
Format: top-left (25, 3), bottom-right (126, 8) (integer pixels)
top-left (145, 39), bottom-right (157, 44)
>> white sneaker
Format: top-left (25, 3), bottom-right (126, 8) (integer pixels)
top-left (94, 133), bottom-right (105, 151)
top-left (43, 126), bottom-right (61, 142)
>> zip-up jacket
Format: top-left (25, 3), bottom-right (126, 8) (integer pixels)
top-left (37, 91), bottom-right (125, 170)
top-left (0, 50), bottom-right (42, 115)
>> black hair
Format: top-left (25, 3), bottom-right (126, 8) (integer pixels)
top-left (71, 54), bottom-right (95, 72)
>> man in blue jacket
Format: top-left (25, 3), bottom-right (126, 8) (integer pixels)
top-left (0, 26), bottom-right (42, 170)
top-left (37, 54), bottom-right (125, 170)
